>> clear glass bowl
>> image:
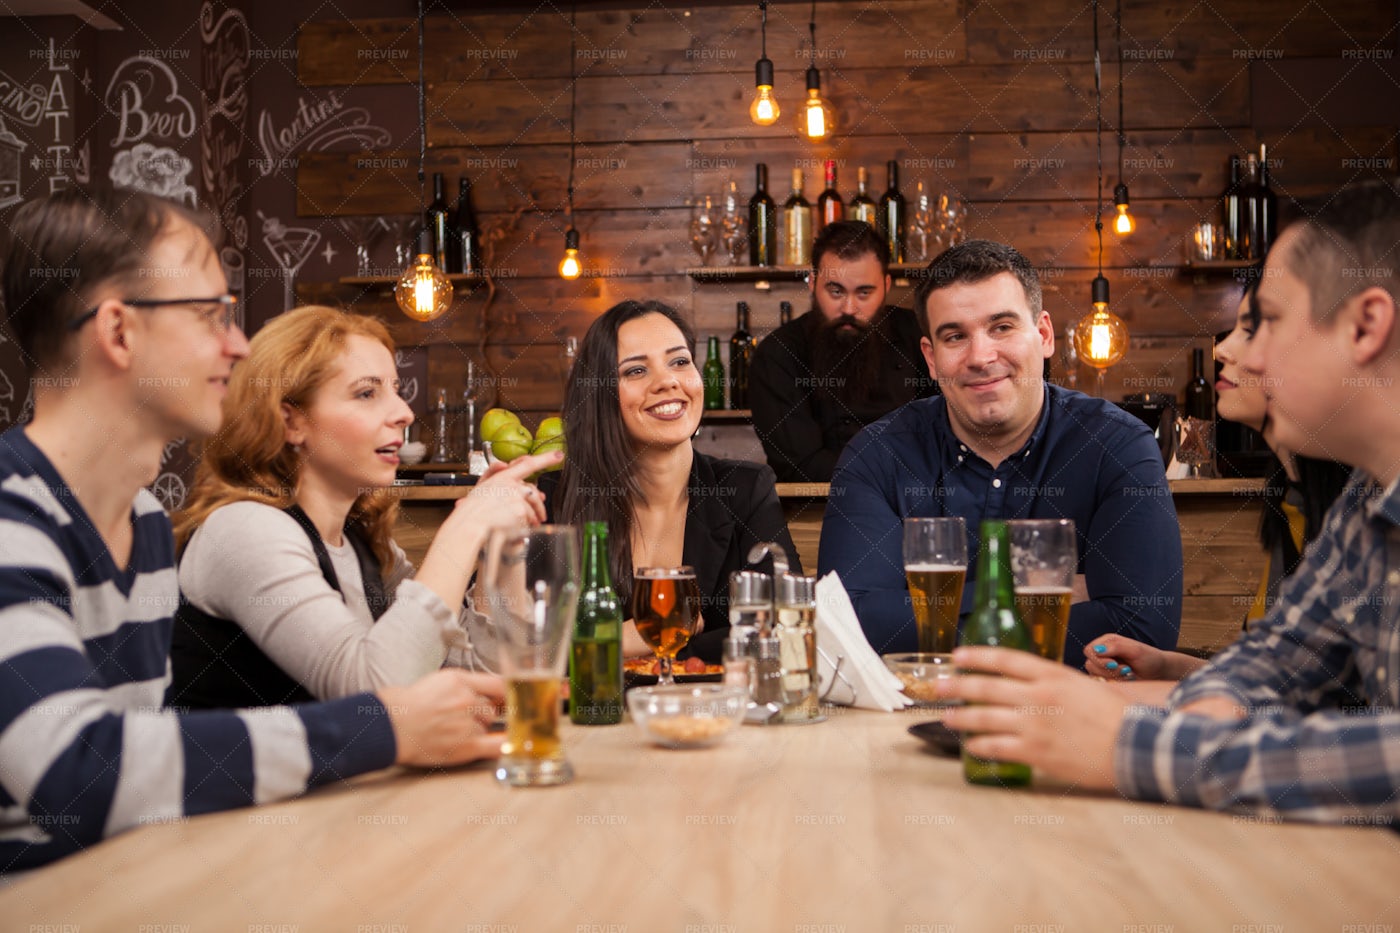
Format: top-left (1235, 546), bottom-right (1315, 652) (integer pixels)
top-left (882, 652), bottom-right (959, 707)
top-left (627, 684), bottom-right (748, 749)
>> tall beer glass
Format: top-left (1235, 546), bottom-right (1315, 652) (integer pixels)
top-left (482, 525), bottom-right (580, 787)
top-left (632, 566), bottom-right (702, 686)
top-left (902, 517), bottom-right (968, 653)
top-left (1008, 519), bottom-right (1076, 663)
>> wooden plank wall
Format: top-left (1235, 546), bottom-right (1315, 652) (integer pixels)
top-left (294, 1), bottom-right (1398, 416)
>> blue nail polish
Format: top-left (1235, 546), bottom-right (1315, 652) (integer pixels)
top-left (1121, 666), bottom-right (1132, 675)
top-left (1105, 661), bottom-right (1118, 670)
top-left (1093, 644), bottom-right (1107, 654)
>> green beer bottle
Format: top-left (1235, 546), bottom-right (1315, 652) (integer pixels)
top-left (960, 520), bottom-right (1036, 787)
top-left (569, 522), bottom-right (623, 725)
top-left (702, 335), bottom-right (725, 410)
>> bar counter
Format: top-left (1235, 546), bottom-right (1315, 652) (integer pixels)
top-left (4, 707), bottom-right (1393, 928)
top-left (394, 477), bottom-right (1268, 654)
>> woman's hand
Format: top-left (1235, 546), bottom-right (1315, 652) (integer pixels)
top-left (622, 619), bottom-right (652, 658)
top-left (1083, 634), bottom-right (1205, 682)
top-left (415, 450), bottom-right (563, 611)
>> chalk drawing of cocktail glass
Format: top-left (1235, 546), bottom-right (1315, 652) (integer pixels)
top-left (259, 211), bottom-right (321, 311)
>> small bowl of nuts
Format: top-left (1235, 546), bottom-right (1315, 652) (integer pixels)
top-left (883, 653), bottom-right (959, 708)
top-left (627, 684), bottom-right (748, 749)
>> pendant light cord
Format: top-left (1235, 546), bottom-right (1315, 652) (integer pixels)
top-left (567, 0), bottom-right (577, 221)
top-left (1093, 0), bottom-right (1104, 276)
top-left (809, 0), bottom-right (817, 63)
top-left (760, 1), bottom-right (768, 59)
top-left (1116, 0), bottom-right (1124, 183)
top-left (417, 0), bottom-right (426, 195)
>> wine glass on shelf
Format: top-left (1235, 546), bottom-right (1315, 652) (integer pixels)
top-left (632, 566), bottom-right (703, 686)
top-left (382, 214), bottom-right (419, 270)
top-left (689, 195), bottom-right (719, 266)
top-left (719, 180), bottom-right (748, 266)
top-left (909, 181), bottom-right (936, 262)
top-left (335, 215), bottom-right (389, 277)
top-left (938, 194), bottom-right (968, 247)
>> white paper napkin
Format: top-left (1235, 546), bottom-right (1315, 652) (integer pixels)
top-left (814, 571), bottom-right (911, 711)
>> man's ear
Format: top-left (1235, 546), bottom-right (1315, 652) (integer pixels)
top-left (1349, 285), bottom-right (1397, 367)
top-left (89, 298), bottom-right (135, 370)
top-left (920, 335), bottom-right (938, 380)
top-left (282, 402), bottom-right (307, 446)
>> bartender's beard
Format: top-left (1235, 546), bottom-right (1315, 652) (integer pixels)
top-left (809, 304), bottom-right (891, 409)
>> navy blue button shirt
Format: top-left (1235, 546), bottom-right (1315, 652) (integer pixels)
top-left (818, 384), bottom-right (1182, 667)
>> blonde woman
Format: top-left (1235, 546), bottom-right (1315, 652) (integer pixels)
top-left (169, 305), bottom-right (557, 707)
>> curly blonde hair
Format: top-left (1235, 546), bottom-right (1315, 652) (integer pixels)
top-left (174, 305), bottom-right (400, 566)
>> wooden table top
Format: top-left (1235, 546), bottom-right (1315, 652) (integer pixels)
top-left (392, 478), bottom-right (1269, 502)
top-left (5, 709), bottom-right (1397, 928)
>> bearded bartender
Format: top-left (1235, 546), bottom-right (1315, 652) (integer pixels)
top-left (750, 221), bottom-right (938, 482)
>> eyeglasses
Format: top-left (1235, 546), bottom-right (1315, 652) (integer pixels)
top-left (69, 295), bottom-right (240, 333)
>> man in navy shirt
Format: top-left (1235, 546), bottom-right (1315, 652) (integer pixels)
top-left (818, 240), bottom-right (1181, 665)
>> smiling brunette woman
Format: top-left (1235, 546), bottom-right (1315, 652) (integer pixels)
top-left (168, 305), bottom-right (558, 707)
top-left (544, 300), bottom-right (799, 663)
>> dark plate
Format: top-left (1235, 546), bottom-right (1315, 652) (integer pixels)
top-left (907, 720), bottom-right (961, 757)
top-left (624, 670), bottom-right (724, 688)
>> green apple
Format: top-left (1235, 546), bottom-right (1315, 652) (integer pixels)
top-left (489, 423), bottom-right (534, 462)
top-left (535, 416), bottom-right (565, 443)
top-left (531, 438), bottom-right (566, 469)
top-left (480, 407), bottom-right (521, 442)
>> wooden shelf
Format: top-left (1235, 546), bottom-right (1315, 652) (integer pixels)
top-left (338, 273), bottom-right (490, 287)
top-left (700, 409), bottom-right (753, 424)
top-left (685, 263), bottom-right (931, 286)
top-left (1181, 259), bottom-right (1259, 270)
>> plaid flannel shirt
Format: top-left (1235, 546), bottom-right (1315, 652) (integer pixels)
top-left (1116, 469), bottom-right (1400, 824)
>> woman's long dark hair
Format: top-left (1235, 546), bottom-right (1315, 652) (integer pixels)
top-left (555, 300), bottom-right (697, 608)
top-left (1259, 450), bottom-right (1351, 575)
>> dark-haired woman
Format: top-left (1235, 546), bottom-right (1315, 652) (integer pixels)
top-left (1084, 290), bottom-right (1350, 680)
top-left (543, 300), bottom-right (800, 663)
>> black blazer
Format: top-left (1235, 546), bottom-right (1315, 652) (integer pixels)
top-left (543, 450), bottom-right (801, 663)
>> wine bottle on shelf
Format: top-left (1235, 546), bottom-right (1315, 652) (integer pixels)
top-left (570, 521), bottom-right (623, 725)
top-left (729, 302), bottom-right (756, 409)
top-left (1239, 152), bottom-right (1263, 261)
top-left (847, 166), bottom-right (877, 226)
top-left (748, 163), bottom-right (778, 267)
top-left (959, 520), bottom-right (1036, 789)
top-left (878, 159), bottom-right (906, 263)
top-left (1257, 142), bottom-right (1278, 259)
top-left (453, 175), bottom-right (479, 275)
top-left (779, 300), bottom-right (794, 326)
top-left (782, 168), bottom-right (813, 267)
top-left (816, 159), bottom-right (843, 235)
top-left (1183, 347), bottom-right (1214, 421)
top-left (425, 172), bottom-right (451, 272)
top-left (703, 336), bottom-right (725, 410)
top-left (1221, 156), bottom-right (1243, 260)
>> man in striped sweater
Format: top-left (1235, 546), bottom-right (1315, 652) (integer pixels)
top-left (0, 188), bottom-right (507, 872)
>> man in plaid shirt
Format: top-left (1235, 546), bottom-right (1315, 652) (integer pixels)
top-left (939, 177), bottom-right (1400, 823)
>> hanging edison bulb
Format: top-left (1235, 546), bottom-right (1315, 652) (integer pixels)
top-left (395, 230), bottom-right (453, 322)
top-left (799, 67), bottom-right (833, 140)
top-left (750, 57), bottom-right (781, 126)
top-left (1112, 183), bottom-right (1135, 235)
top-left (558, 228), bottom-right (582, 280)
top-left (1072, 275), bottom-right (1129, 370)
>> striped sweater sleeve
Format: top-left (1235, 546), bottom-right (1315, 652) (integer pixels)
top-left (0, 483), bottom-right (396, 872)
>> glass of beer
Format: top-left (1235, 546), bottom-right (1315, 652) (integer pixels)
top-left (481, 525), bottom-right (580, 787)
top-left (1008, 519), bottom-right (1077, 662)
top-left (902, 517), bottom-right (968, 654)
top-left (632, 566), bottom-right (703, 686)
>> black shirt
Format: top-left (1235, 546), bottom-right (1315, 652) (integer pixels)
top-left (749, 305), bottom-right (937, 482)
